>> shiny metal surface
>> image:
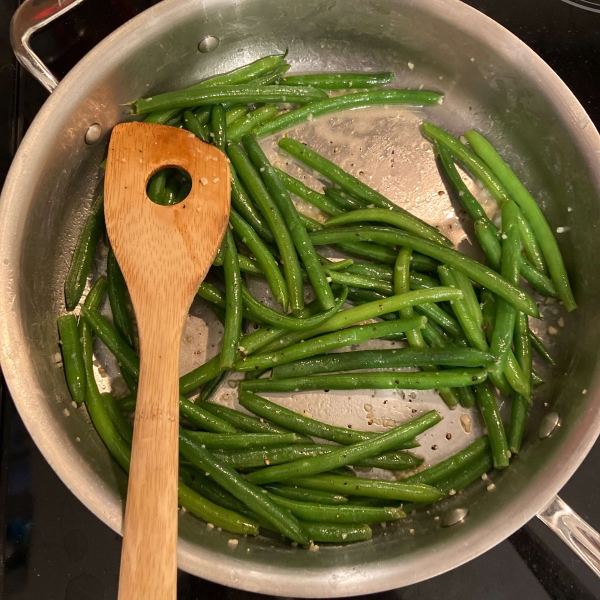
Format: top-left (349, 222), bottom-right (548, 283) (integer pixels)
top-left (538, 496), bottom-right (600, 578)
top-left (10, 0), bottom-right (86, 92)
top-left (2, 0), bottom-right (600, 596)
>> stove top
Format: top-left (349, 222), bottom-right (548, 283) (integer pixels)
top-left (1, 1), bottom-right (599, 598)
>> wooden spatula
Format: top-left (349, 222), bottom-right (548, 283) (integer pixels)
top-left (104, 122), bottom-right (231, 600)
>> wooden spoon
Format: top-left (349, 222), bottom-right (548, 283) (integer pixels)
top-left (104, 122), bottom-right (230, 600)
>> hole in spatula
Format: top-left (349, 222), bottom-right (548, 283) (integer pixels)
top-left (146, 167), bottom-right (191, 205)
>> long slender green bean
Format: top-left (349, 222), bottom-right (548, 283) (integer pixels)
top-left (236, 316), bottom-right (426, 372)
top-left (220, 228), bottom-right (243, 369)
top-left (213, 444), bottom-right (422, 471)
top-left (311, 225), bottom-right (539, 317)
top-left (65, 192), bottom-right (104, 310)
top-left (144, 52), bottom-right (288, 124)
top-left (271, 348), bottom-right (494, 379)
top-left (256, 90), bottom-right (442, 138)
top-left (529, 329), bottom-right (555, 365)
top-left (276, 169), bottom-right (344, 216)
top-left (101, 392), bottom-right (133, 444)
top-left (227, 106), bottom-right (279, 142)
top-left (265, 485), bottom-right (348, 505)
top-left (403, 437), bottom-right (491, 485)
top-left (228, 143), bottom-right (304, 313)
top-left (241, 369), bottom-right (487, 393)
top-left (324, 188), bottom-right (367, 211)
top-left (474, 381), bottom-right (510, 469)
top-left (179, 396), bottom-right (236, 433)
top-left (434, 452), bottom-right (493, 496)
top-left (465, 130), bottom-right (575, 311)
top-left (57, 314), bottom-right (87, 405)
top-left (198, 370), bottom-right (227, 403)
top-left (183, 109), bottom-right (210, 142)
top-left (246, 411), bottom-right (440, 484)
top-left (508, 310), bottom-right (533, 454)
top-left (133, 85), bottom-right (327, 115)
top-left (279, 138), bottom-right (448, 245)
top-left (243, 134), bottom-right (335, 310)
top-left (107, 249), bottom-right (135, 349)
top-left (179, 355), bottom-right (222, 395)
top-left (303, 523), bottom-right (372, 543)
top-left (257, 287), bottom-right (463, 356)
top-left (184, 432), bottom-right (298, 449)
top-left (179, 430), bottom-right (310, 544)
top-left (282, 72), bottom-right (394, 89)
top-left (210, 105), bottom-right (227, 152)
top-left (225, 106), bottom-right (249, 126)
top-left (488, 200), bottom-right (521, 381)
top-left (324, 270), bottom-right (392, 295)
top-left (229, 209), bottom-right (288, 308)
top-left (286, 474), bottom-right (444, 503)
top-left (238, 390), bottom-right (419, 447)
top-left (250, 63), bottom-right (291, 87)
top-left (241, 285), bottom-right (347, 331)
top-left (230, 165), bottom-right (276, 244)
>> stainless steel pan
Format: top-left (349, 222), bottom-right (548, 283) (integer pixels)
top-left (4, 0), bottom-right (600, 595)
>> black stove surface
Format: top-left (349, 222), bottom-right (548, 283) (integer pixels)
top-left (1, 1), bottom-right (600, 598)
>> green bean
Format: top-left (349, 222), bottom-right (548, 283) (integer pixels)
top-left (228, 143), bottom-right (303, 313)
top-left (246, 412), bottom-right (439, 484)
top-left (244, 135), bottom-right (335, 311)
top-left (238, 255), bottom-right (264, 276)
top-left (57, 314), bottom-right (87, 405)
top-left (272, 348), bottom-right (494, 379)
top-left (474, 381), bottom-right (510, 469)
top-left (304, 522), bottom-right (373, 543)
top-left (324, 188), bottom-right (367, 211)
top-left (80, 307), bottom-right (139, 378)
top-left (311, 226), bottom-right (539, 317)
top-left (529, 329), bottom-right (554, 365)
top-left (508, 311), bottom-right (533, 454)
top-left (256, 287), bottom-right (462, 356)
top-left (287, 474), bottom-right (444, 503)
top-left (256, 90), bottom-right (442, 138)
top-left (198, 370), bottom-right (227, 403)
top-left (268, 494), bottom-right (402, 525)
top-left (241, 285), bottom-right (347, 331)
top-left (178, 481), bottom-right (259, 535)
top-left (220, 229), bottom-right (243, 368)
top-left (210, 105), bottom-right (227, 152)
top-left (147, 169), bottom-right (169, 204)
top-left (227, 106), bottom-right (279, 143)
top-left (324, 270), bottom-right (392, 295)
top-left (275, 169), bottom-right (344, 216)
top-left (473, 219), bottom-right (558, 298)
top-left (516, 211), bottom-right (548, 276)
top-left (196, 400), bottom-right (292, 435)
top-left (241, 368), bottom-right (487, 394)
top-left (403, 437), bottom-right (491, 485)
top-left (106, 249), bottom-right (135, 349)
top-left (65, 192), bottom-right (104, 310)
top-left (278, 137), bottom-right (448, 245)
top-left (179, 430), bottom-right (309, 544)
top-left (193, 106), bottom-right (213, 125)
top-left (236, 316), bottom-right (426, 372)
top-left (144, 52), bottom-right (288, 124)
top-left (465, 130), bottom-right (575, 310)
top-left (238, 390), bottom-right (419, 447)
top-left (435, 452), bottom-right (493, 496)
top-left (225, 105), bottom-right (249, 126)
top-left (423, 123), bottom-right (548, 276)
top-left (214, 444), bottom-right (422, 471)
top-left (532, 369), bottom-right (545, 388)
top-left (183, 109), bottom-right (210, 142)
top-left (179, 355), bottom-right (222, 395)
top-left (250, 63), bottom-right (291, 86)
top-left (133, 84), bottom-right (327, 115)
top-left (184, 432), bottom-right (297, 449)
top-left (101, 392), bottom-right (133, 444)
top-left (488, 200), bottom-right (521, 381)
top-left (230, 165), bottom-right (275, 244)
top-left (319, 257), bottom-right (354, 271)
top-left (282, 72), bottom-right (394, 89)
top-left (179, 396), bottom-right (236, 433)
top-left (334, 241), bottom-right (398, 265)
top-left (345, 262), bottom-right (393, 281)
top-left (264, 485), bottom-right (348, 505)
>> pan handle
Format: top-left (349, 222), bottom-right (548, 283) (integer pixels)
top-left (537, 495), bottom-right (600, 577)
top-left (10, 0), bottom-right (86, 93)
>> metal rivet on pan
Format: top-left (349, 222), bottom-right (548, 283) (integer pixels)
top-left (539, 412), bottom-right (561, 439)
top-left (198, 36), bottom-right (220, 53)
top-left (84, 123), bottom-right (102, 145)
top-left (441, 508), bottom-right (469, 528)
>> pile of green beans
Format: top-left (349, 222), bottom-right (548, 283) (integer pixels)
top-left (58, 50), bottom-right (570, 547)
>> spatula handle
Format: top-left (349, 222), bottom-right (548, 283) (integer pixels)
top-left (118, 310), bottom-right (182, 600)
